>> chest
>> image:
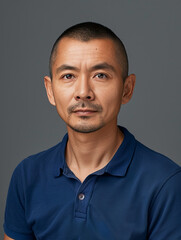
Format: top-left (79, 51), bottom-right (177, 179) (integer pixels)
top-left (25, 175), bottom-right (151, 239)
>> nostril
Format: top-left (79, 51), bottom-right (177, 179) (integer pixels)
top-left (75, 95), bottom-right (92, 100)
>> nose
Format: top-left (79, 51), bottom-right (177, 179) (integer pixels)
top-left (74, 76), bottom-right (95, 101)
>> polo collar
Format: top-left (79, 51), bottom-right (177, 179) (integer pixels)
top-left (54, 126), bottom-right (136, 178)
top-left (54, 133), bottom-right (68, 177)
top-left (104, 126), bottom-right (136, 177)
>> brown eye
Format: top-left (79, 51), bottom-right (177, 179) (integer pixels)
top-left (63, 74), bottom-right (74, 79)
top-left (95, 73), bottom-right (107, 79)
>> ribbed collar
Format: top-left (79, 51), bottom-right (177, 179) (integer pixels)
top-left (54, 126), bottom-right (136, 178)
top-left (104, 126), bottom-right (136, 176)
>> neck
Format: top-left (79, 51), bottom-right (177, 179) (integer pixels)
top-left (65, 122), bottom-right (124, 182)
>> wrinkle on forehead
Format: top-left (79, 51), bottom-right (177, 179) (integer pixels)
top-left (52, 38), bottom-right (123, 75)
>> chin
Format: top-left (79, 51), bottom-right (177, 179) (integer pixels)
top-left (67, 123), bottom-right (104, 134)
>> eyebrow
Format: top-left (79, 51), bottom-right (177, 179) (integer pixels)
top-left (55, 65), bottom-right (79, 75)
top-left (90, 62), bottom-right (116, 73)
top-left (55, 62), bottom-right (116, 75)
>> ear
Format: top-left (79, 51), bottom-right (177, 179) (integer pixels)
top-left (44, 76), bottom-right (56, 106)
top-left (122, 74), bottom-right (136, 104)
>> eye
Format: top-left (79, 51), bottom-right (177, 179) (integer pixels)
top-left (95, 73), bottom-right (108, 79)
top-left (62, 74), bottom-right (75, 80)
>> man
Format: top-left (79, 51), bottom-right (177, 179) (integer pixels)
top-left (4, 22), bottom-right (181, 240)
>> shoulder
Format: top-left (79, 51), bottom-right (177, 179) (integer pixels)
top-left (132, 140), bottom-right (181, 189)
top-left (12, 137), bottom-right (66, 184)
top-left (135, 141), bottom-right (180, 170)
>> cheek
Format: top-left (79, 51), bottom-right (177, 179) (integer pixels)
top-left (100, 86), bottom-right (123, 107)
top-left (53, 85), bottom-right (73, 104)
top-left (52, 88), bottom-right (73, 115)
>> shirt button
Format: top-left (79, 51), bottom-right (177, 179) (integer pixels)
top-left (78, 193), bottom-right (85, 200)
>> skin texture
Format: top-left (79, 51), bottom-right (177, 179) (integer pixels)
top-left (44, 37), bottom-right (135, 182)
top-left (4, 234), bottom-right (14, 240)
top-left (45, 38), bottom-right (134, 132)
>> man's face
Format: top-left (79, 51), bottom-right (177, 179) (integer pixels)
top-left (45, 38), bottom-right (135, 133)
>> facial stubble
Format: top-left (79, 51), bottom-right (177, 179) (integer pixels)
top-left (67, 102), bottom-right (104, 133)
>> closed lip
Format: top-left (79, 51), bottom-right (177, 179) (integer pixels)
top-left (73, 109), bottom-right (97, 112)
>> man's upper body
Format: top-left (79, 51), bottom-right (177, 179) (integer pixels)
top-left (4, 126), bottom-right (181, 240)
top-left (4, 22), bottom-right (181, 240)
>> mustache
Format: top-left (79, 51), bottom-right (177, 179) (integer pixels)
top-left (67, 102), bottom-right (103, 114)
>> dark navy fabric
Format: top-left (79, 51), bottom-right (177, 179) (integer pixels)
top-left (4, 127), bottom-right (181, 240)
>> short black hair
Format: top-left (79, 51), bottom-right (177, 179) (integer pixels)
top-left (49, 22), bottom-right (128, 81)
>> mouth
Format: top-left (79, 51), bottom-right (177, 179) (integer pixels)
top-left (73, 109), bottom-right (97, 116)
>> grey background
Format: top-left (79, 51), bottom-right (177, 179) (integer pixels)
top-left (0, 0), bottom-right (181, 238)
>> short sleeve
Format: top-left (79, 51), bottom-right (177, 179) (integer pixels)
top-left (148, 169), bottom-right (181, 240)
top-left (3, 163), bottom-right (35, 240)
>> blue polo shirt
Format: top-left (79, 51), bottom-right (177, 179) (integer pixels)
top-left (4, 127), bottom-right (181, 240)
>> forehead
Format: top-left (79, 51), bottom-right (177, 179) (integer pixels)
top-left (52, 37), bottom-right (121, 71)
